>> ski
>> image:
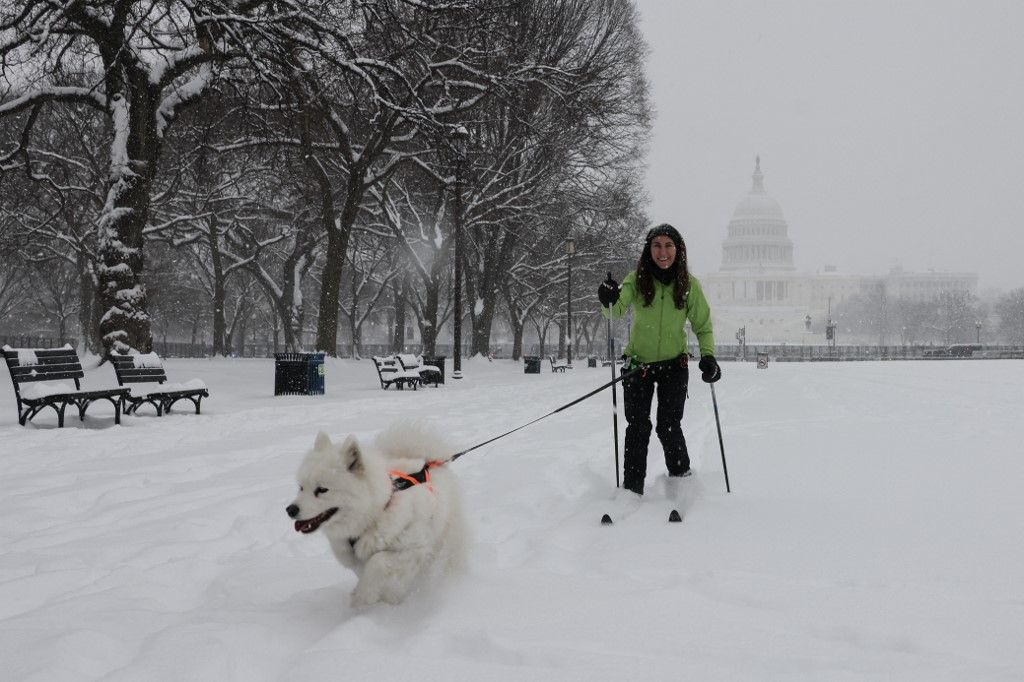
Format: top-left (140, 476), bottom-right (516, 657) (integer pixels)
top-left (599, 508), bottom-right (682, 525)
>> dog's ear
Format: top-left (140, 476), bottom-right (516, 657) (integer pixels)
top-left (314, 431), bottom-right (333, 451)
top-left (340, 435), bottom-right (364, 473)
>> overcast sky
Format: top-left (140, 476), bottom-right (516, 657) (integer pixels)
top-left (633, 0), bottom-right (1024, 291)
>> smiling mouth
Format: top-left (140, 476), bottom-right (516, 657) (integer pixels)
top-left (294, 508), bottom-right (338, 534)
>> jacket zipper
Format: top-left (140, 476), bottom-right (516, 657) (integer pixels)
top-left (656, 282), bottom-right (665, 359)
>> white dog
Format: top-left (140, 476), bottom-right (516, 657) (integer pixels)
top-left (286, 422), bottom-right (467, 607)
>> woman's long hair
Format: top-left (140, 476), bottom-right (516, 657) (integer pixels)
top-left (635, 231), bottom-right (690, 308)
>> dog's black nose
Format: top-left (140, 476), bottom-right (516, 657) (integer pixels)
top-left (286, 504), bottom-right (300, 518)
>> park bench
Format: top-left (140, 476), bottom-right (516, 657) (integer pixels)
top-left (549, 355), bottom-right (572, 372)
top-left (396, 353), bottom-right (442, 388)
top-left (109, 351), bottom-right (209, 416)
top-left (3, 345), bottom-right (129, 427)
top-left (371, 356), bottom-right (422, 390)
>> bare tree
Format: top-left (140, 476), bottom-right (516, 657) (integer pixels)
top-left (454, 0), bottom-right (650, 357)
top-left (338, 226), bottom-right (401, 358)
top-left (995, 288), bottom-right (1024, 345)
top-left (372, 175), bottom-right (453, 355)
top-left (0, 236), bottom-right (30, 325)
top-left (0, 0), bottom-right (379, 352)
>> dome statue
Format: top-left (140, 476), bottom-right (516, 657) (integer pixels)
top-left (720, 157), bottom-right (795, 272)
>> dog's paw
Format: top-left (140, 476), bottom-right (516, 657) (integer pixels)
top-left (351, 583), bottom-right (382, 609)
top-left (353, 532), bottom-right (387, 561)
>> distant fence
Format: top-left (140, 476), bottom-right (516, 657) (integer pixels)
top-left (703, 343), bottom-right (1024, 361)
top-left (4, 335), bottom-right (1023, 361)
top-left (0, 336), bottom-right (470, 360)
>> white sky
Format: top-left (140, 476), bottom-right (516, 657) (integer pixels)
top-left (634, 0), bottom-right (1024, 290)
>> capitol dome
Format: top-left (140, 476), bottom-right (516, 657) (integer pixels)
top-left (731, 191), bottom-right (785, 222)
top-left (720, 157), bottom-right (795, 272)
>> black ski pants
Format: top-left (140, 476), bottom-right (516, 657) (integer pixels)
top-left (621, 360), bottom-right (690, 495)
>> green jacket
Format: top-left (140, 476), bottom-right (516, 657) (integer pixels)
top-left (601, 273), bottom-right (715, 362)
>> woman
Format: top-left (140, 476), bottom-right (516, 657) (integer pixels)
top-left (598, 224), bottom-right (721, 496)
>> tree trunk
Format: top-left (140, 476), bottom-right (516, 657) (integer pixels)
top-left (97, 170), bottom-right (154, 353)
top-left (351, 316), bottom-right (363, 359)
top-left (469, 229), bottom-right (518, 357)
top-left (208, 216), bottom-right (227, 356)
top-left (315, 172), bottom-right (361, 355)
top-left (419, 288), bottom-right (439, 356)
top-left (501, 283), bottom-right (525, 361)
top-left (76, 253), bottom-right (101, 354)
top-left (392, 275), bottom-right (407, 352)
top-left (97, 82), bottom-right (159, 354)
top-left (415, 229), bottom-right (449, 356)
top-left (532, 319), bottom-right (550, 358)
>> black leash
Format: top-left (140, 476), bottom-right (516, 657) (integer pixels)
top-left (450, 368), bottom-right (631, 463)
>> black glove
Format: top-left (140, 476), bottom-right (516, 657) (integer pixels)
top-left (598, 273), bottom-right (619, 307)
top-left (698, 355), bottom-right (721, 383)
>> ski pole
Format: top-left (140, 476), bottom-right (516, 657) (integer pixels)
top-left (709, 382), bottom-right (731, 493)
top-left (607, 276), bottom-right (620, 489)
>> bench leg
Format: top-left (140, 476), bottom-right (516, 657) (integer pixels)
top-left (57, 402), bottom-right (66, 428)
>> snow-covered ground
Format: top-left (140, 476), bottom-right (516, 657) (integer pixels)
top-left (1, 356), bottom-right (1022, 681)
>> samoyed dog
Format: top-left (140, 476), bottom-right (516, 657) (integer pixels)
top-left (286, 422), bottom-right (467, 607)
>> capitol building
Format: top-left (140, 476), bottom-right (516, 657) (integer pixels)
top-left (700, 158), bottom-right (978, 343)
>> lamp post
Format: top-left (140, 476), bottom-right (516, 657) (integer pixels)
top-left (450, 125), bottom-right (470, 379)
top-left (565, 237), bottom-right (575, 365)
top-left (976, 320), bottom-right (981, 344)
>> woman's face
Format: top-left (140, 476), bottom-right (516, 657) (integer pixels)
top-left (650, 236), bottom-right (677, 270)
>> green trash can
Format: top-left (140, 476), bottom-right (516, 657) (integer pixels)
top-left (422, 355), bottom-right (445, 384)
top-left (307, 353), bottom-right (325, 394)
top-left (275, 353), bottom-right (325, 395)
top-left (523, 356), bottom-right (541, 374)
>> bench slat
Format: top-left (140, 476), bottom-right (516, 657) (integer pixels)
top-left (4, 351), bottom-right (85, 382)
top-left (7, 367), bottom-right (85, 381)
top-left (114, 368), bottom-right (168, 383)
top-left (21, 387), bottom-right (129, 404)
top-left (2, 348), bottom-right (77, 357)
top-left (110, 354), bottom-right (169, 384)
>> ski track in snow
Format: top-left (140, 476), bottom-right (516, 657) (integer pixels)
top-left (1, 357), bottom-right (1023, 681)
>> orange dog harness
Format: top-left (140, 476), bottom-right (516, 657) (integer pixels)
top-left (389, 460), bottom-right (445, 493)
